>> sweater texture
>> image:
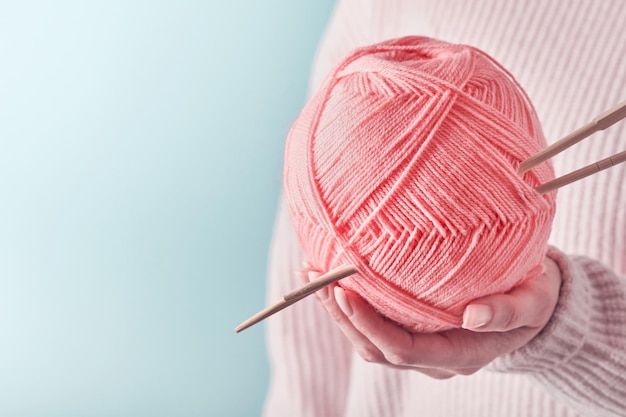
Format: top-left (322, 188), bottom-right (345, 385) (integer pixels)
top-left (264, 1), bottom-right (626, 416)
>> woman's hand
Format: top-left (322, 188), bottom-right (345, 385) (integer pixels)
top-left (304, 257), bottom-right (562, 379)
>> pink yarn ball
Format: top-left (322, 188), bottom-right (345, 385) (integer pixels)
top-left (284, 37), bottom-right (556, 332)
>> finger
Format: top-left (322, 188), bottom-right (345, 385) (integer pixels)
top-left (338, 287), bottom-right (539, 369)
top-left (308, 272), bottom-right (389, 364)
top-left (329, 284), bottom-right (459, 371)
top-left (341, 293), bottom-right (479, 368)
top-left (335, 287), bottom-right (458, 367)
top-left (462, 258), bottom-right (562, 332)
top-left (333, 287), bottom-right (457, 368)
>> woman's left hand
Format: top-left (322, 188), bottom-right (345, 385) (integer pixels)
top-left (305, 256), bottom-right (562, 379)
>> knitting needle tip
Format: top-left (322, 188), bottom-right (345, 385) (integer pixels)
top-left (235, 265), bottom-right (358, 333)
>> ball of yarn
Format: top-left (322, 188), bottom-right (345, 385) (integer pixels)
top-left (283, 36), bottom-right (556, 332)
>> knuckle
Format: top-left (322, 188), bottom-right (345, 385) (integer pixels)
top-left (385, 351), bottom-right (410, 366)
top-left (325, 305), bottom-right (346, 323)
top-left (357, 347), bottom-right (384, 363)
top-left (499, 305), bottom-right (522, 330)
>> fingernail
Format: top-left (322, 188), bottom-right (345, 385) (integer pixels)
top-left (462, 304), bottom-right (492, 329)
top-left (334, 286), bottom-right (353, 316)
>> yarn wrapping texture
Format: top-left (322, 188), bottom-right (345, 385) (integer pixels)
top-left (283, 36), bottom-right (556, 332)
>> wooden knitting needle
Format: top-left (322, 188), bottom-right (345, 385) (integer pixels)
top-left (235, 264), bottom-right (358, 333)
top-left (518, 100), bottom-right (626, 175)
top-left (535, 149), bottom-right (626, 194)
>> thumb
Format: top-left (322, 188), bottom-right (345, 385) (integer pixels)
top-left (462, 290), bottom-right (537, 332)
top-left (462, 260), bottom-right (561, 332)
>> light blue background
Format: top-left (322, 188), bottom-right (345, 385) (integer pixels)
top-left (0, 1), bottom-right (334, 416)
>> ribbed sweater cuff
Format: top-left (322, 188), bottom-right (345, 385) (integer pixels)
top-left (488, 246), bottom-right (592, 372)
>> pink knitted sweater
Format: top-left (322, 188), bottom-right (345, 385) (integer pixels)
top-left (264, 1), bottom-right (626, 416)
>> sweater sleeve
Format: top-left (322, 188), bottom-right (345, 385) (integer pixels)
top-left (262, 196), bottom-right (354, 417)
top-left (489, 246), bottom-right (626, 417)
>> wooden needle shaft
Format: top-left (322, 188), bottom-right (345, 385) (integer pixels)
top-left (235, 265), bottom-right (358, 333)
top-left (535, 149), bottom-right (626, 194)
top-left (518, 100), bottom-right (626, 174)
